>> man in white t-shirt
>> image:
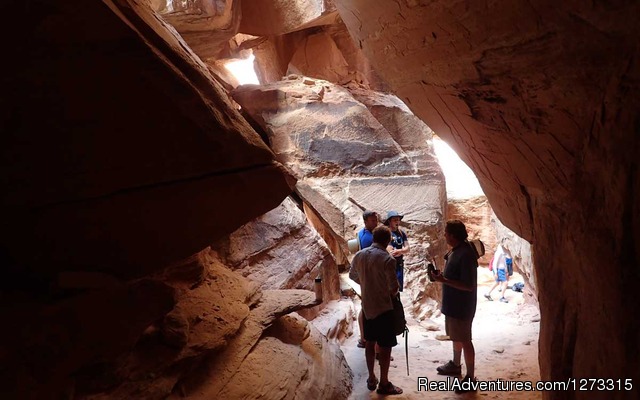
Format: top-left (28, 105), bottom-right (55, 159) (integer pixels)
top-left (484, 241), bottom-right (511, 303)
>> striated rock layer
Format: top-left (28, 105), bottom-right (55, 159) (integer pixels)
top-left (233, 76), bottom-right (447, 317)
top-left (212, 197), bottom-right (342, 316)
top-left (335, 0), bottom-right (640, 397)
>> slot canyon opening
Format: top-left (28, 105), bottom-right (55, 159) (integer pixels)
top-left (1, 1), bottom-right (638, 400)
top-left (225, 51), bottom-right (542, 398)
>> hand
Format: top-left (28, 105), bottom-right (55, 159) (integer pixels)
top-left (390, 249), bottom-right (401, 257)
top-left (429, 269), bottom-right (444, 282)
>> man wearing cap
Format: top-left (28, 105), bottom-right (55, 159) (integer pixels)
top-left (384, 211), bottom-right (411, 292)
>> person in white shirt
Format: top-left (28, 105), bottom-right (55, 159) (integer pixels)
top-left (484, 241), bottom-right (511, 303)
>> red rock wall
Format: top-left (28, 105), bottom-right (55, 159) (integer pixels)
top-left (0, 1), bottom-right (302, 398)
top-left (447, 196), bottom-right (497, 267)
top-left (335, 0), bottom-right (640, 397)
top-left (0, 0), bottom-right (292, 280)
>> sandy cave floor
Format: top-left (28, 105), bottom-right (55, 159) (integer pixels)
top-left (342, 270), bottom-right (542, 400)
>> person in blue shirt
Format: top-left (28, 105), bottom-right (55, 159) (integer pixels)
top-left (356, 210), bottom-right (379, 348)
top-left (358, 210), bottom-right (378, 249)
top-left (384, 211), bottom-right (410, 292)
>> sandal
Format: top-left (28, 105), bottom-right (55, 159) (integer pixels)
top-left (376, 381), bottom-right (403, 395)
top-left (366, 377), bottom-right (378, 391)
top-left (357, 339), bottom-right (366, 348)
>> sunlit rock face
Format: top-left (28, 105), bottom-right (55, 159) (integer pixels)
top-left (152, 0), bottom-right (240, 59)
top-left (335, 0), bottom-right (640, 395)
top-left (239, 0), bottom-right (336, 36)
top-left (233, 76), bottom-right (447, 317)
top-left (447, 196), bottom-right (497, 268)
top-left (212, 197), bottom-right (341, 305)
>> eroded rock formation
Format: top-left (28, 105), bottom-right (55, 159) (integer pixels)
top-left (233, 76), bottom-right (447, 316)
top-left (335, 0), bottom-right (640, 396)
top-left (45, 250), bottom-right (350, 400)
top-left (447, 196), bottom-right (497, 267)
top-left (212, 197), bottom-right (341, 309)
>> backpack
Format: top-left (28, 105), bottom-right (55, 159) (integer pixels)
top-left (392, 293), bottom-right (407, 336)
top-left (391, 294), bottom-right (410, 376)
top-left (512, 282), bottom-right (524, 292)
top-left (506, 257), bottom-right (514, 276)
top-left (468, 239), bottom-right (485, 260)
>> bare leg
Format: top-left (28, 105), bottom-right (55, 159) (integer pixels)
top-left (365, 340), bottom-right (376, 382)
top-left (502, 280), bottom-right (509, 293)
top-left (377, 346), bottom-right (392, 385)
top-left (452, 341), bottom-right (463, 365)
top-left (462, 340), bottom-right (475, 378)
top-left (358, 310), bottom-right (364, 342)
top-left (486, 281), bottom-right (499, 296)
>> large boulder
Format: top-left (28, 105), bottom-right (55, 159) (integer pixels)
top-left (212, 197), bottom-right (341, 305)
top-left (0, 0), bottom-right (292, 281)
top-left (239, 0), bottom-right (337, 36)
top-left (335, 0), bottom-right (640, 395)
top-left (287, 32), bottom-right (350, 84)
top-left (233, 76), bottom-right (447, 315)
top-left (30, 249), bottom-right (347, 400)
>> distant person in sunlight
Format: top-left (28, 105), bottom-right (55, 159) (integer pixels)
top-left (349, 226), bottom-right (403, 395)
top-left (485, 240), bottom-right (511, 303)
top-left (428, 220), bottom-right (478, 393)
top-left (356, 210), bottom-right (379, 348)
top-left (383, 211), bottom-right (410, 292)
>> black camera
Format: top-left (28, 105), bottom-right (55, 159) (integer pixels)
top-left (427, 262), bottom-right (438, 282)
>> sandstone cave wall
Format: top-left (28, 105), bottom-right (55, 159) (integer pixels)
top-left (334, 1), bottom-right (640, 397)
top-left (0, 1), bottom-right (360, 398)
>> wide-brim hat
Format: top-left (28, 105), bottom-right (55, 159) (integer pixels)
top-left (383, 210), bottom-right (404, 225)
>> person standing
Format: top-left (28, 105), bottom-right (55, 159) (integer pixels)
top-left (428, 220), bottom-right (478, 392)
top-left (349, 226), bottom-right (403, 395)
top-left (485, 241), bottom-right (510, 303)
top-left (355, 210), bottom-right (379, 348)
top-left (383, 211), bottom-right (410, 292)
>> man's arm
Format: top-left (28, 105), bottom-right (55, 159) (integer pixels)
top-left (349, 254), bottom-right (360, 284)
top-left (430, 251), bottom-right (475, 292)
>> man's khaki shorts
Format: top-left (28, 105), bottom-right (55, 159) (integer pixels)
top-left (445, 315), bottom-right (473, 342)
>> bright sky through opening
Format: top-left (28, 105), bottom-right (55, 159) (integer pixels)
top-left (433, 137), bottom-right (484, 199)
top-left (224, 54), bottom-right (260, 85)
